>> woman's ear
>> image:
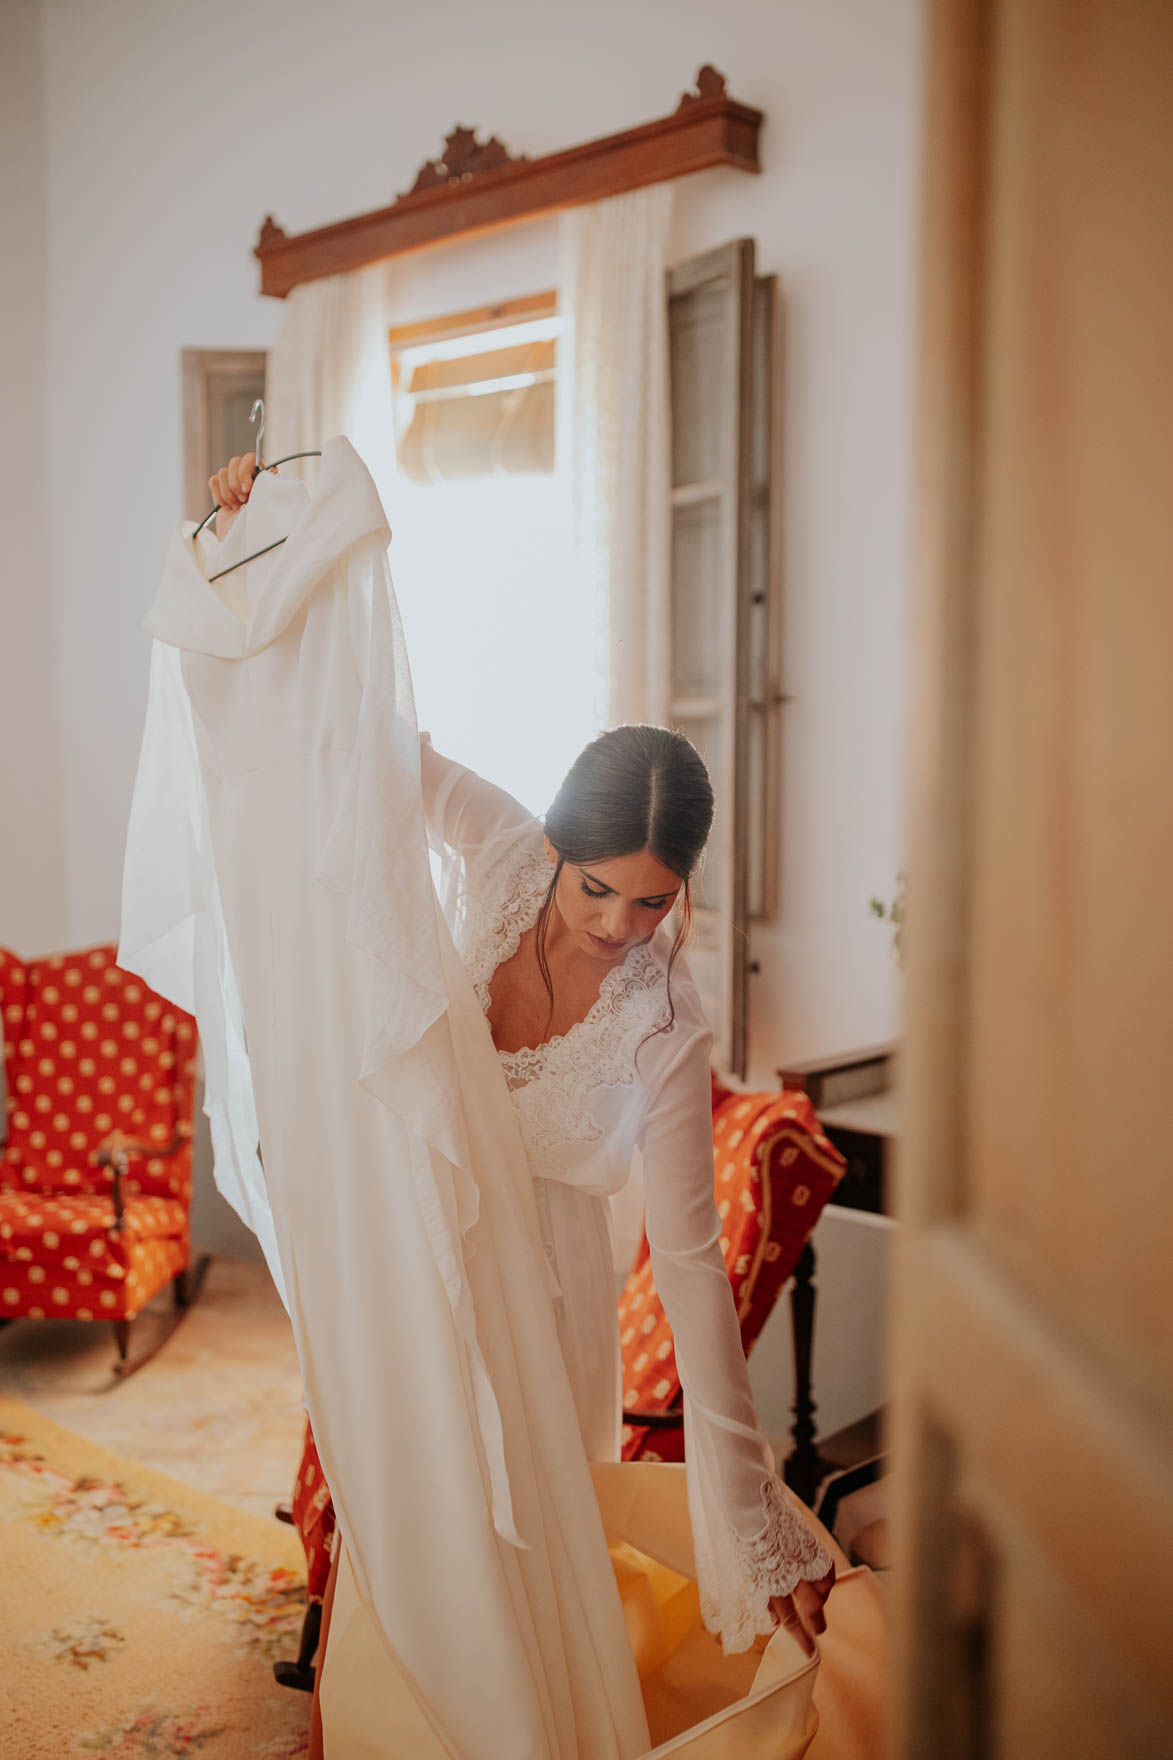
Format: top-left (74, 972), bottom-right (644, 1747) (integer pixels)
top-left (543, 835), bottom-right (558, 866)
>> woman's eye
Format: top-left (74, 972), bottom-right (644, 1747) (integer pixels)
top-left (641, 899), bottom-right (670, 911)
top-left (580, 882), bottom-right (608, 899)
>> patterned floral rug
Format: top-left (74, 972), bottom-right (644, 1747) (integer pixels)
top-left (0, 1395), bottom-right (310, 1758)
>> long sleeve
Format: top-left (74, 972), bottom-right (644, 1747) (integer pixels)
top-left (419, 738), bottom-right (533, 857)
top-left (638, 1028), bottom-right (833, 1653)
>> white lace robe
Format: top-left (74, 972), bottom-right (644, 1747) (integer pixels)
top-left (420, 745), bottom-right (833, 1654)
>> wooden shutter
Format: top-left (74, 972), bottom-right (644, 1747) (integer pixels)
top-left (666, 239), bottom-right (757, 1076)
top-left (746, 275), bottom-right (781, 923)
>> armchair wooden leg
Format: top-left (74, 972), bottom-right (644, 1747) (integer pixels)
top-left (273, 1599), bottom-right (322, 1693)
top-left (107, 1255), bottom-right (212, 1382)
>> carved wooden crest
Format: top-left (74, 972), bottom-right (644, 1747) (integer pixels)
top-left (678, 65), bottom-right (728, 109)
top-left (256, 215), bottom-right (288, 252)
top-left (403, 127), bottom-right (526, 199)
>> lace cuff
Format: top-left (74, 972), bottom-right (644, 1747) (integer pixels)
top-left (694, 1474), bottom-right (835, 1655)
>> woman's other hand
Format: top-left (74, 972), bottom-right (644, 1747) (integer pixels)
top-left (209, 452), bottom-right (263, 540)
top-left (767, 1563), bottom-right (836, 1659)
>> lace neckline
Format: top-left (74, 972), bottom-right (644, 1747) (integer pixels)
top-left (462, 844), bottom-right (670, 1147)
top-left (495, 935), bottom-right (663, 1082)
top-left (470, 847), bottom-right (653, 1057)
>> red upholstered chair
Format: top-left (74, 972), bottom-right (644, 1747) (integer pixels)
top-left (619, 1073), bottom-right (845, 1462)
top-left (0, 943), bottom-right (200, 1374)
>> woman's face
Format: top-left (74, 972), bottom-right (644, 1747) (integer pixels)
top-left (544, 837), bottom-right (683, 962)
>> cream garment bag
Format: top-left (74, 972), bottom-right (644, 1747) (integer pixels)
top-left (119, 438), bottom-right (650, 1759)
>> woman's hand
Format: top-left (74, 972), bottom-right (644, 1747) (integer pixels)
top-left (209, 452), bottom-right (265, 540)
top-left (767, 1563), bottom-right (836, 1658)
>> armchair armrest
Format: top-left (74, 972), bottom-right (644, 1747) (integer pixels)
top-left (96, 1130), bottom-right (185, 1230)
top-left (623, 1407), bottom-right (684, 1430)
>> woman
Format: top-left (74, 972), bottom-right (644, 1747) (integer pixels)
top-left (211, 453), bottom-right (836, 1661)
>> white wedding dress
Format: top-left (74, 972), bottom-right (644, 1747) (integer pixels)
top-left (118, 437), bottom-right (838, 1758)
top-left (418, 749), bottom-right (833, 1652)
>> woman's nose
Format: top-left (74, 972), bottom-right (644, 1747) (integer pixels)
top-left (601, 903), bottom-right (634, 942)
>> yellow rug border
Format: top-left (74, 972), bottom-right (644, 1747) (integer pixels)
top-left (0, 1393), bottom-right (307, 1578)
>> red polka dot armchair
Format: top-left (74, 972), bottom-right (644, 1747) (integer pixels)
top-left (0, 944), bottom-right (199, 1374)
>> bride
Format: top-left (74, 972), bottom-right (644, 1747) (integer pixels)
top-left (210, 451), bottom-right (836, 1663)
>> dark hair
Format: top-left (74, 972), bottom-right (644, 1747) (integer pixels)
top-left (535, 725), bottom-right (714, 1043)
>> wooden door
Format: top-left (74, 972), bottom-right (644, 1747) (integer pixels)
top-left (893, 2), bottom-right (1173, 1755)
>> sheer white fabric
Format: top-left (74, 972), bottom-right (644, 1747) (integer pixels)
top-left (120, 641), bottom-right (281, 1298)
top-left (263, 259), bottom-right (397, 509)
top-left (419, 745), bottom-right (835, 1652)
top-left (558, 187), bottom-right (674, 726)
top-left (119, 439), bottom-right (650, 1759)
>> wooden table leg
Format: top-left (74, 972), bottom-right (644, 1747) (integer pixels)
top-left (783, 1241), bottom-right (831, 1506)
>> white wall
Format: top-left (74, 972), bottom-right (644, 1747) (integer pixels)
top-left (32, 0), bottom-right (920, 1411)
top-left (1, 0), bottom-right (67, 958)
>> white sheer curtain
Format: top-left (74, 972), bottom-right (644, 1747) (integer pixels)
top-left (265, 260), bottom-right (396, 505)
top-left (558, 186), bottom-right (674, 728)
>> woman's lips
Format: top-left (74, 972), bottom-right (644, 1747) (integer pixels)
top-left (589, 933), bottom-right (627, 954)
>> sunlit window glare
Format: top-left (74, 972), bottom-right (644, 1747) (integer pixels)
top-left (388, 458), bottom-right (598, 820)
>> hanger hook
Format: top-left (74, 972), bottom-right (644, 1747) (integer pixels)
top-left (250, 397), bottom-right (266, 462)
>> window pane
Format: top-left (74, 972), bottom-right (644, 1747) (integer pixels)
top-left (669, 281), bottom-right (733, 488)
top-left (670, 498), bottom-right (726, 698)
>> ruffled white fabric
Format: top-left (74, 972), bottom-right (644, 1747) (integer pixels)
top-left (119, 440), bottom-right (651, 1759)
top-left (418, 748), bottom-right (835, 1654)
top-left (120, 641), bottom-right (283, 1302)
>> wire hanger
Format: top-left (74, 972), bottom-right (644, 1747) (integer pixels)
top-left (191, 399), bottom-right (321, 584)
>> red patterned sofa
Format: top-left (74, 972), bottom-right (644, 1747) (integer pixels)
top-left (0, 944), bottom-right (199, 1371)
top-left (281, 1074), bottom-right (845, 1626)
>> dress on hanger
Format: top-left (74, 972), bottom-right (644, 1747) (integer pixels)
top-left (119, 438), bottom-right (651, 1760)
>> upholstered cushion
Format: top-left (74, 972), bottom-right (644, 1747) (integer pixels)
top-left (0, 1191), bottom-right (188, 1275)
top-left (711, 1086), bottom-right (845, 1347)
top-left (0, 1233), bottom-right (187, 1323)
top-left (0, 945), bottom-right (195, 1200)
top-left (619, 1084), bottom-right (844, 1463)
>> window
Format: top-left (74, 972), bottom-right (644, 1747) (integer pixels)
top-left (387, 299), bottom-right (599, 818)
